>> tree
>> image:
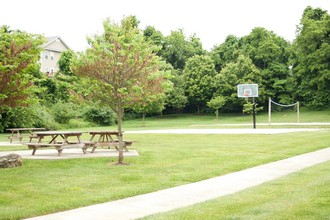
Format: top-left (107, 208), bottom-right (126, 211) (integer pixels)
top-left (160, 30), bottom-right (205, 70)
top-left (207, 96), bottom-right (226, 119)
top-left (240, 27), bottom-right (291, 105)
top-left (133, 96), bottom-right (165, 127)
top-left (211, 35), bottom-right (240, 72)
top-left (58, 50), bottom-right (75, 76)
top-left (183, 55), bottom-right (217, 113)
top-left (291, 6), bottom-right (330, 109)
top-left (161, 63), bottom-right (187, 112)
top-left (216, 54), bottom-right (263, 111)
top-left (72, 16), bottom-right (170, 164)
top-left (143, 26), bottom-right (164, 55)
top-left (0, 26), bottom-right (45, 111)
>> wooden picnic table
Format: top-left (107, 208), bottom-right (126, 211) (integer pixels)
top-left (87, 131), bottom-right (133, 153)
top-left (26, 131), bottom-right (86, 156)
top-left (6, 128), bottom-right (46, 143)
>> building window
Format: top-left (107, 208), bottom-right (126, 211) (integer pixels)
top-left (44, 52), bottom-right (48, 59)
top-left (50, 52), bottom-right (54, 60)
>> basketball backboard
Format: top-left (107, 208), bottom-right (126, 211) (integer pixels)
top-left (237, 84), bottom-right (258, 98)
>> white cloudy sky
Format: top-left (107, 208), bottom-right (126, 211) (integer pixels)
top-left (1, 0), bottom-right (329, 51)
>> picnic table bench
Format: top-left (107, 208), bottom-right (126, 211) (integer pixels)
top-left (6, 128), bottom-right (46, 143)
top-left (26, 131), bottom-right (86, 156)
top-left (86, 131), bottom-right (133, 153)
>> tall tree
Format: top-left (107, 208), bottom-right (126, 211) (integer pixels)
top-left (72, 16), bottom-right (170, 164)
top-left (291, 6), bottom-right (330, 109)
top-left (0, 26), bottom-right (45, 111)
top-left (183, 55), bottom-right (217, 113)
top-left (215, 54), bottom-right (263, 111)
top-left (240, 27), bottom-right (291, 104)
top-left (211, 35), bottom-right (240, 72)
top-left (143, 25), bottom-right (164, 55)
top-left (161, 30), bottom-right (205, 70)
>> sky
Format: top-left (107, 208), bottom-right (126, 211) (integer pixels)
top-left (1, 0), bottom-right (329, 52)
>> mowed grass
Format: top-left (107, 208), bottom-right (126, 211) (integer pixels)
top-left (141, 160), bottom-right (330, 220)
top-left (0, 111), bottom-right (329, 219)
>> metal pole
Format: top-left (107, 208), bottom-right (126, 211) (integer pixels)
top-left (253, 97), bottom-right (256, 129)
top-left (268, 97), bottom-right (271, 126)
top-left (297, 101), bottom-right (300, 123)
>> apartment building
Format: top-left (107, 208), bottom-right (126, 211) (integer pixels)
top-left (40, 36), bottom-right (70, 75)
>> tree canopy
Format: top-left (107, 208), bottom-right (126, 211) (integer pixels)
top-left (291, 6), bottom-right (330, 109)
top-left (0, 26), bottom-right (45, 111)
top-left (72, 16), bottom-right (171, 163)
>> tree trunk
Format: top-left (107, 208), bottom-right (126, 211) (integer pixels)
top-left (116, 107), bottom-right (124, 164)
top-left (142, 113), bottom-right (146, 127)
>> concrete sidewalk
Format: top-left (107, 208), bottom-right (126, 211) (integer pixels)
top-left (25, 147), bottom-right (330, 220)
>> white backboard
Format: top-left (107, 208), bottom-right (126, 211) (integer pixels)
top-left (237, 84), bottom-right (258, 98)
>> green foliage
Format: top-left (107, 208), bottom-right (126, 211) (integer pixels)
top-left (241, 27), bottom-right (291, 104)
top-left (211, 35), bottom-right (241, 72)
top-left (143, 26), bottom-right (164, 54)
top-left (0, 107), bottom-right (35, 132)
top-left (0, 26), bottom-right (45, 110)
top-left (58, 50), bottom-right (75, 75)
top-left (183, 55), bottom-right (217, 113)
top-left (50, 101), bottom-right (77, 124)
top-left (31, 105), bottom-right (61, 130)
top-left (0, 105), bottom-right (61, 132)
top-left (160, 30), bottom-right (205, 70)
top-left (207, 96), bottom-right (226, 119)
top-left (291, 6), bottom-right (330, 109)
top-left (84, 106), bottom-right (116, 126)
top-left (72, 16), bottom-right (171, 163)
top-left (164, 67), bottom-right (188, 112)
top-left (216, 54), bottom-right (263, 111)
top-left (243, 100), bottom-right (263, 114)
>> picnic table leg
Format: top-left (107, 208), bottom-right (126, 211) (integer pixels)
top-left (9, 132), bottom-right (14, 143)
top-left (57, 149), bottom-right (63, 156)
top-left (91, 145), bottom-right (97, 153)
top-left (32, 148), bottom-right (37, 155)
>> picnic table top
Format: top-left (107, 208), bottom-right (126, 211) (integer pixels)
top-left (89, 131), bottom-right (120, 135)
top-left (6, 128), bottom-right (46, 132)
top-left (33, 131), bottom-right (85, 136)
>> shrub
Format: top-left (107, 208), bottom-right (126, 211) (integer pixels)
top-left (50, 101), bottom-right (77, 124)
top-left (84, 106), bottom-right (116, 126)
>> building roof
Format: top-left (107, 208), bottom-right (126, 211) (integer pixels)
top-left (44, 36), bottom-right (70, 50)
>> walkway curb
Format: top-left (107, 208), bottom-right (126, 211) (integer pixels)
top-left (25, 147), bottom-right (330, 220)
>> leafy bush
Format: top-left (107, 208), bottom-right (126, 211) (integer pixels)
top-left (50, 101), bottom-right (77, 124)
top-left (0, 107), bottom-right (36, 132)
top-left (0, 105), bottom-right (62, 132)
top-left (32, 105), bottom-right (61, 130)
top-left (84, 106), bottom-right (116, 126)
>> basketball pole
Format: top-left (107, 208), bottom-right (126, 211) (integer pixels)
top-left (253, 97), bottom-right (256, 129)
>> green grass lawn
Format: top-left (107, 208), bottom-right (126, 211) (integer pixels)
top-left (0, 111), bottom-right (329, 219)
top-left (141, 160), bottom-right (330, 220)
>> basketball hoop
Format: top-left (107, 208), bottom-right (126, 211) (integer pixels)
top-left (237, 84), bottom-right (258, 98)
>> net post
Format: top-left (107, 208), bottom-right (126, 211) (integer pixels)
top-left (297, 101), bottom-right (300, 123)
top-left (268, 97), bottom-right (271, 126)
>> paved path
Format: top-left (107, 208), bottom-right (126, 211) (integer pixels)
top-left (25, 147), bottom-right (330, 220)
top-left (0, 149), bottom-right (139, 160)
top-left (126, 128), bottom-right (320, 134)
